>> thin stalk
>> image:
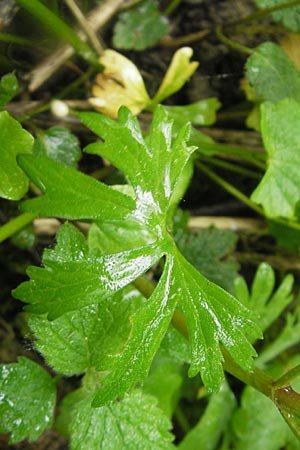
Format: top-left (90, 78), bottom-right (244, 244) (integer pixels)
top-left (227, 0), bottom-right (300, 27)
top-left (163, 0), bottom-right (182, 15)
top-left (215, 26), bottom-right (253, 55)
top-left (196, 160), bottom-right (264, 215)
top-left (200, 155), bottom-right (262, 179)
top-left (0, 33), bottom-right (34, 46)
top-left (0, 213), bottom-right (36, 244)
top-left (196, 141), bottom-right (266, 170)
top-left (14, 0), bottom-right (101, 69)
top-left (273, 364), bottom-right (300, 389)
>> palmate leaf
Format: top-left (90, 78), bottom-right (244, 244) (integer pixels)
top-left (251, 99), bottom-right (300, 218)
top-left (15, 107), bottom-right (261, 407)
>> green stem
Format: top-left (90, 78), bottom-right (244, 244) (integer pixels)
top-left (215, 27), bottom-right (253, 55)
top-left (228, 0), bottom-right (300, 27)
top-left (163, 0), bottom-right (182, 15)
top-left (273, 364), bottom-right (300, 389)
top-left (0, 213), bottom-right (36, 244)
top-left (0, 33), bottom-right (35, 46)
top-left (196, 160), bottom-right (264, 215)
top-left (197, 141), bottom-right (266, 170)
top-left (14, 0), bottom-right (101, 69)
top-left (200, 155), bottom-right (262, 179)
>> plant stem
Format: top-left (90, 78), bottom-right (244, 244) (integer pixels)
top-left (0, 213), bottom-right (36, 244)
top-left (0, 33), bottom-right (34, 46)
top-left (196, 160), bottom-right (264, 215)
top-left (14, 0), bottom-right (101, 69)
top-left (200, 155), bottom-right (262, 179)
top-left (273, 364), bottom-right (300, 389)
top-left (215, 27), bottom-right (253, 55)
top-left (228, 0), bottom-right (300, 27)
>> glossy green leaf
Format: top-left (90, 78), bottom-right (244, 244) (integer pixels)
top-left (0, 72), bottom-right (18, 107)
top-left (174, 250), bottom-right (261, 392)
top-left (28, 287), bottom-right (144, 375)
top-left (255, 0), bottom-right (300, 32)
top-left (0, 357), bottom-right (55, 444)
top-left (177, 227), bottom-right (239, 293)
top-left (0, 111), bottom-right (33, 200)
top-left (164, 98), bottom-right (221, 127)
top-left (233, 386), bottom-right (295, 450)
top-left (113, 0), bottom-right (168, 50)
top-left (70, 390), bottom-right (175, 450)
top-left (18, 154), bottom-right (135, 220)
top-left (246, 42), bottom-right (300, 103)
top-left (235, 262), bottom-right (294, 333)
top-left (251, 99), bottom-right (300, 218)
top-left (80, 106), bottom-right (196, 226)
top-left (13, 223), bottom-right (164, 319)
top-left (179, 382), bottom-right (236, 450)
top-left (93, 256), bottom-right (178, 406)
top-left (32, 126), bottom-right (81, 168)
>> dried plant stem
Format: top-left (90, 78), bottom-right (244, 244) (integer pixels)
top-left (28, 0), bottom-right (123, 92)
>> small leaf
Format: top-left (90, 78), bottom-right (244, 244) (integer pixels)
top-left (163, 98), bottom-right (221, 127)
top-left (0, 111), bottom-right (33, 200)
top-left (33, 126), bottom-right (81, 168)
top-left (251, 99), bottom-right (300, 218)
top-left (255, 0), bottom-right (300, 32)
top-left (246, 42), bottom-right (300, 103)
top-left (70, 390), bottom-right (175, 450)
top-left (151, 47), bottom-right (199, 106)
top-left (89, 49), bottom-right (151, 118)
top-left (18, 154), bottom-right (135, 220)
top-left (93, 256), bottom-right (178, 406)
top-left (113, 0), bottom-right (168, 50)
top-left (0, 357), bottom-right (56, 444)
top-left (0, 72), bottom-right (18, 107)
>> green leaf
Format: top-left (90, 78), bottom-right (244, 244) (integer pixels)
top-left (70, 390), bottom-right (175, 450)
top-left (174, 250), bottom-right (261, 392)
top-left (93, 256), bottom-right (178, 406)
top-left (246, 42), bottom-right (300, 103)
top-left (178, 382), bottom-right (236, 450)
top-left (32, 126), bottom-right (81, 168)
top-left (235, 262), bottom-right (294, 333)
top-left (233, 386), bottom-right (295, 450)
top-left (13, 223), bottom-right (164, 319)
top-left (0, 111), bottom-right (33, 200)
top-left (80, 106), bottom-right (196, 228)
top-left (255, 0), bottom-right (300, 32)
top-left (0, 357), bottom-right (56, 444)
top-left (177, 227), bottom-right (239, 293)
top-left (113, 0), bottom-right (168, 50)
top-left (251, 99), bottom-right (300, 218)
top-left (0, 72), bottom-right (18, 107)
top-left (268, 220), bottom-right (300, 251)
top-left (163, 98), bottom-right (221, 127)
top-left (18, 154), bottom-right (135, 220)
top-left (27, 287), bottom-right (144, 375)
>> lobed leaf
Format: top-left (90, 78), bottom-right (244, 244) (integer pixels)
top-left (70, 390), bottom-right (175, 450)
top-left (0, 111), bottom-right (33, 200)
top-left (251, 99), bottom-right (300, 218)
top-left (163, 98), bottom-right (221, 127)
top-left (174, 250), bottom-right (261, 392)
top-left (93, 256), bottom-right (178, 406)
top-left (13, 223), bottom-right (164, 319)
top-left (0, 357), bottom-right (56, 444)
top-left (18, 154), bottom-right (135, 220)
